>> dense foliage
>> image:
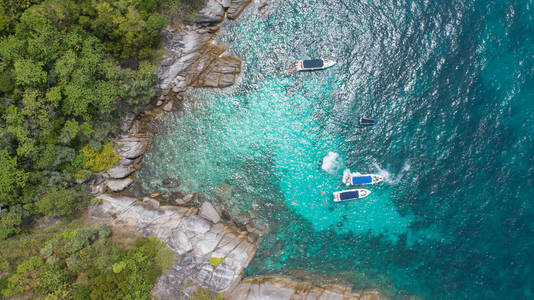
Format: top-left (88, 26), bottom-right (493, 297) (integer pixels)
top-left (0, 220), bottom-right (173, 299)
top-left (0, 0), bottom-right (171, 239)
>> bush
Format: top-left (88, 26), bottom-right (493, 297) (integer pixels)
top-left (209, 256), bottom-right (224, 267)
top-left (1, 222), bottom-right (167, 298)
top-left (0, 206), bottom-right (26, 240)
top-left (34, 187), bottom-right (86, 217)
top-left (3, 256), bottom-right (44, 297)
top-left (80, 142), bottom-right (120, 173)
top-left (190, 288), bottom-right (224, 300)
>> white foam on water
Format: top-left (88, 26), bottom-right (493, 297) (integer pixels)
top-left (321, 151), bottom-right (343, 174)
top-left (373, 161), bottom-right (411, 184)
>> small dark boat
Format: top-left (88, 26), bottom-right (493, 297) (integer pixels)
top-left (359, 117), bottom-right (377, 126)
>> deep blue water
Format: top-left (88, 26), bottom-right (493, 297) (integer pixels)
top-left (136, 0), bottom-right (534, 298)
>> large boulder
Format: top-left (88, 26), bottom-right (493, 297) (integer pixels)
top-left (115, 136), bottom-right (150, 159)
top-left (199, 202), bottom-right (221, 223)
top-left (227, 0), bottom-right (252, 19)
top-left (196, 0), bottom-right (225, 24)
top-left (106, 178), bottom-right (133, 192)
top-left (107, 164), bottom-right (139, 179)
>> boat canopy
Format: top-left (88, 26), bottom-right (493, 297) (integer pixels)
top-left (352, 176), bottom-right (372, 185)
top-left (340, 190), bottom-right (359, 201)
top-left (303, 59), bottom-right (324, 68)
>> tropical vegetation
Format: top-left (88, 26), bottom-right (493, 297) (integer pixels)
top-left (0, 0), bottom-right (205, 297)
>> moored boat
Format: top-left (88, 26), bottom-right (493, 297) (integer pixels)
top-left (288, 59), bottom-right (336, 72)
top-left (333, 189), bottom-right (371, 202)
top-left (359, 117), bottom-right (377, 126)
top-left (343, 170), bottom-right (384, 186)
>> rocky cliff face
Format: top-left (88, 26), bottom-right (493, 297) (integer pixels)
top-left (229, 277), bottom-right (384, 300)
top-left (156, 0), bottom-right (251, 97)
top-left (90, 194), bottom-right (265, 299)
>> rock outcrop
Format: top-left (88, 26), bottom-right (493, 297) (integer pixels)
top-left (105, 177), bottom-right (134, 192)
top-left (157, 26), bottom-right (242, 95)
top-left (196, 0), bottom-right (225, 24)
top-left (199, 201), bottom-right (221, 223)
top-left (90, 194), bottom-right (264, 299)
top-left (227, 0), bottom-right (251, 19)
top-left (156, 0), bottom-right (250, 97)
top-left (114, 135), bottom-right (150, 159)
top-left (228, 277), bottom-right (385, 300)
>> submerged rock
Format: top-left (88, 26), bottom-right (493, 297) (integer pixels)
top-left (176, 193), bottom-right (196, 205)
top-left (194, 56), bottom-right (241, 88)
top-left (162, 177), bottom-right (181, 188)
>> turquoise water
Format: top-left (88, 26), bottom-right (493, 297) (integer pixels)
top-left (136, 0), bottom-right (534, 298)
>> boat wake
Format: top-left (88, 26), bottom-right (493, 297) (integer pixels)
top-left (321, 152), bottom-right (343, 174)
top-left (372, 161), bottom-right (411, 184)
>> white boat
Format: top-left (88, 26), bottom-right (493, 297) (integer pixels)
top-left (342, 170), bottom-right (383, 186)
top-left (289, 59), bottom-right (336, 72)
top-left (333, 189), bottom-right (371, 202)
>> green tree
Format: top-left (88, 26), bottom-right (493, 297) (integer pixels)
top-left (34, 187), bottom-right (86, 217)
top-left (0, 149), bottom-right (27, 206)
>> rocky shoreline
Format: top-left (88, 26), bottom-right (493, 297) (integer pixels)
top-left (87, 0), bottom-right (385, 299)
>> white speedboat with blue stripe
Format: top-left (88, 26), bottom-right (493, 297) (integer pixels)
top-left (343, 171), bottom-right (384, 186)
top-left (288, 59), bottom-right (336, 72)
top-left (333, 189), bottom-right (371, 202)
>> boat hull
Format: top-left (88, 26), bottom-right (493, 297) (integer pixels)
top-left (359, 118), bottom-right (377, 126)
top-left (342, 171), bottom-right (384, 186)
top-left (333, 189), bottom-right (371, 202)
top-left (295, 59), bottom-right (336, 71)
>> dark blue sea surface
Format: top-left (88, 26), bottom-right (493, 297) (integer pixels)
top-left (136, 0), bottom-right (534, 298)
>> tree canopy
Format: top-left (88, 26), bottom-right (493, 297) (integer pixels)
top-left (0, 0), bottom-right (170, 238)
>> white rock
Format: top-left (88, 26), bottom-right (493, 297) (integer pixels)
top-left (106, 178), bottom-right (133, 192)
top-left (191, 232), bottom-right (223, 256)
top-left (197, 0), bottom-right (225, 23)
top-left (107, 164), bottom-right (138, 179)
top-left (96, 194), bottom-right (136, 214)
top-left (256, 281), bottom-right (295, 300)
top-left (211, 232), bottom-right (241, 258)
top-left (183, 215), bottom-right (212, 234)
top-left (168, 231), bottom-right (193, 255)
top-left (192, 264), bottom-right (215, 284)
top-left (199, 202), bottom-right (221, 223)
top-left (209, 266), bottom-right (236, 292)
top-left (225, 239), bottom-right (256, 269)
top-left (163, 101), bottom-right (173, 111)
top-left (115, 137), bottom-right (150, 159)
